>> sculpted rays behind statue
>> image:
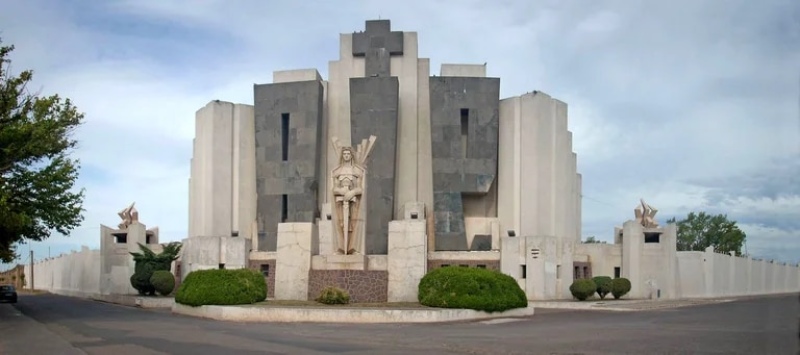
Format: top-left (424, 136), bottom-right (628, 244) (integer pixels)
top-left (330, 136), bottom-right (376, 255)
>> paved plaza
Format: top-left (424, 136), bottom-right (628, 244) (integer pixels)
top-left (0, 293), bottom-right (797, 354)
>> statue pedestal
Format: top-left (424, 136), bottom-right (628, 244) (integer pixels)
top-left (312, 254), bottom-right (367, 271)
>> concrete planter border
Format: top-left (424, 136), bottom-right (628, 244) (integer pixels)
top-left (172, 303), bottom-right (534, 323)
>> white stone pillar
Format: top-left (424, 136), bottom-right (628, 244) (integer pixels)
top-left (387, 220), bottom-right (427, 302)
top-left (500, 236), bottom-right (522, 280)
top-left (621, 220), bottom-right (643, 298)
top-left (275, 223), bottom-right (316, 300)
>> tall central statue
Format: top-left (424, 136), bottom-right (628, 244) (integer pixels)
top-left (331, 135), bottom-right (376, 255)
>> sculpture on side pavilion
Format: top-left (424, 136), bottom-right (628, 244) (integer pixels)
top-left (635, 199), bottom-right (659, 228)
top-left (117, 202), bottom-right (139, 229)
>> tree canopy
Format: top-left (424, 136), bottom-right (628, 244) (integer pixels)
top-left (0, 38), bottom-right (85, 263)
top-left (583, 236), bottom-right (605, 244)
top-left (667, 212), bottom-right (747, 255)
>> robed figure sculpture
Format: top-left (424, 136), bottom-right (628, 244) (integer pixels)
top-left (330, 135), bottom-right (376, 255)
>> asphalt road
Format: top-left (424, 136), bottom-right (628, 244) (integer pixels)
top-left (0, 293), bottom-right (797, 355)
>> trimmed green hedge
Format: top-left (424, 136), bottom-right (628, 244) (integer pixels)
top-left (418, 267), bottom-right (527, 313)
top-left (611, 278), bottom-right (632, 299)
top-left (592, 276), bottom-right (613, 300)
top-left (150, 270), bottom-right (176, 296)
top-left (570, 279), bottom-right (596, 301)
top-left (175, 268), bottom-right (266, 307)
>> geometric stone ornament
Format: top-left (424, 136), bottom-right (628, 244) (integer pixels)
top-left (634, 198), bottom-right (659, 228)
top-left (117, 202), bottom-right (139, 229)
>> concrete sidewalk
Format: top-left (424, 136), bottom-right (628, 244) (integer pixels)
top-left (0, 303), bottom-right (85, 355)
top-left (531, 297), bottom-right (735, 311)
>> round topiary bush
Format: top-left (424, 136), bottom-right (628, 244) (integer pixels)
top-left (316, 286), bottom-right (350, 305)
top-left (611, 277), bottom-right (632, 299)
top-left (150, 270), bottom-right (176, 296)
top-left (175, 268), bottom-right (267, 307)
top-left (570, 279), bottom-right (597, 301)
top-left (592, 276), bottom-right (613, 300)
top-left (418, 267), bottom-right (527, 313)
top-left (131, 261), bottom-right (157, 296)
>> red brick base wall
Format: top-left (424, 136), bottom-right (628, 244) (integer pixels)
top-left (573, 262), bottom-right (592, 279)
top-left (248, 260), bottom-right (276, 298)
top-left (308, 270), bottom-right (388, 303)
top-left (427, 260), bottom-right (500, 271)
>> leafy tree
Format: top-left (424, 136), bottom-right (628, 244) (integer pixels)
top-left (583, 236), bottom-right (605, 244)
top-left (667, 212), bottom-right (746, 255)
top-left (0, 38), bottom-right (85, 262)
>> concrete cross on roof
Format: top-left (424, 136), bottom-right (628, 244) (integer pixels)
top-left (352, 19), bottom-right (404, 77)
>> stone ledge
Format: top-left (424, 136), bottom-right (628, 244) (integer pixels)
top-left (172, 303), bottom-right (534, 323)
top-left (91, 294), bottom-right (175, 308)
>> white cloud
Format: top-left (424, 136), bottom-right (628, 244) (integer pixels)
top-left (0, 0), bottom-right (797, 269)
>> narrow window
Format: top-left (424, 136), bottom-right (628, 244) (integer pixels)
top-left (477, 264), bottom-right (487, 269)
top-left (521, 265), bottom-right (527, 279)
top-left (574, 266), bottom-right (580, 279)
top-left (460, 108), bottom-right (469, 158)
top-left (281, 194), bottom-right (288, 223)
top-left (644, 232), bottom-right (661, 243)
top-left (260, 264), bottom-right (270, 277)
top-left (556, 265), bottom-right (561, 279)
top-left (583, 266), bottom-right (589, 278)
top-left (281, 113), bottom-right (290, 161)
top-left (614, 267), bottom-right (621, 278)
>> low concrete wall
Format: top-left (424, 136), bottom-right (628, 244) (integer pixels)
top-left (677, 248), bottom-right (800, 298)
top-left (24, 248), bottom-right (101, 295)
top-left (172, 303), bottom-right (535, 323)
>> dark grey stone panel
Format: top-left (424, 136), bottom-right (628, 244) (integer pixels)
top-left (435, 234), bottom-right (469, 251)
top-left (254, 80), bottom-right (324, 251)
top-left (429, 76), bottom-right (501, 251)
top-left (470, 235), bottom-right (492, 251)
top-left (349, 76), bottom-right (399, 255)
top-left (352, 20), bottom-right (404, 77)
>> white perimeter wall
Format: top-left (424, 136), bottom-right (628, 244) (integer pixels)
top-left (677, 248), bottom-right (800, 298)
top-left (24, 248), bottom-right (101, 297)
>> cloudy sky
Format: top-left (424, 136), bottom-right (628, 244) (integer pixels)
top-left (0, 0), bottom-right (798, 269)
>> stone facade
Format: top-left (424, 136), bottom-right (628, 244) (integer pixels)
top-left (428, 260), bottom-right (500, 271)
top-left (349, 77), bottom-right (399, 254)
top-left (183, 19), bottom-right (589, 302)
top-left (0, 264), bottom-right (24, 289)
top-left (254, 80), bottom-right (325, 252)
top-left (248, 260), bottom-right (276, 299)
top-left (573, 261), bottom-right (592, 279)
top-left (429, 77), bottom-right (501, 251)
top-left (308, 270), bottom-right (388, 303)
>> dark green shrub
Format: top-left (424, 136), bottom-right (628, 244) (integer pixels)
top-left (592, 276), bottom-right (613, 300)
top-left (418, 267), bottom-right (527, 313)
top-left (611, 278), bottom-right (632, 299)
top-left (130, 242), bottom-right (182, 296)
top-left (570, 279), bottom-right (597, 301)
top-left (150, 270), bottom-right (176, 296)
top-left (316, 286), bottom-right (350, 305)
top-left (175, 268), bottom-right (266, 307)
